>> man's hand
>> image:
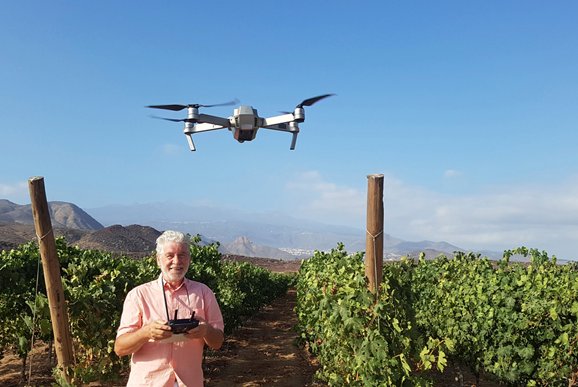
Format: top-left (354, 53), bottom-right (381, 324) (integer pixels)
top-left (184, 317), bottom-right (224, 349)
top-left (144, 320), bottom-right (172, 341)
top-left (115, 320), bottom-right (172, 356)
top-left (184, 320), bottom-right (209, 340)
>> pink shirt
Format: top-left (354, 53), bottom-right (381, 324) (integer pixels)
top-left (117, 275), bottom-right (224, 387)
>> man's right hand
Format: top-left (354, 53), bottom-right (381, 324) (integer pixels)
top-left (115, 320), bottom-right (172, 356)
top-left (144, 320), bottom-right (172, 341)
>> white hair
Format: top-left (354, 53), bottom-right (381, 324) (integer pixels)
top-left (155, 230), bottom-right (190, 255)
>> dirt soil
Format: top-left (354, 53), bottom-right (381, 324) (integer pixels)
top-left (203, 289), bottom-right (323, 386)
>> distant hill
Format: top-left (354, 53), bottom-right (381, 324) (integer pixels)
top-left (0, 199), bottom-right (103, 230)
top-left (0, 222), bottom-right (159, 257)
top-left (221, 236), bottom-right (297, 260)
top-left (0, 222), bottom-right (88, 251)
top-left (87, 202), bottom-right (466, 258)
top-left (73, 224), bottom-right (161, 255)
top-left (1, 199), bottom-right (475, 260)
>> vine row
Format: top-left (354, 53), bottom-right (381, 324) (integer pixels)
top-left (0, 236), bottom-right (292, 384)
top-left (296, 245), bottom-right (578, 386)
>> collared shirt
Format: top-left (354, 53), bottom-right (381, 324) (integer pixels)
top-left (117, 275), bottom-right (224, 387)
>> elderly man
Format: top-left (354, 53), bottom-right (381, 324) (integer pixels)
top-left (115, 230), bottom-right (224, 386)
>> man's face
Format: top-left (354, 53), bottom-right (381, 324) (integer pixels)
top-left (157, 241), bottom-right (191, 285)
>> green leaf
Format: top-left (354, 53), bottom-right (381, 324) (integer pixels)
top-left (571, 301), bottom-right (578, 316)
top-left (437, 350), bottom-right (447, 372)
top-left (549, 307), bottom-right (558, 320)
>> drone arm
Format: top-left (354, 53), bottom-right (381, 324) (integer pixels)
top-left (197, 113), bottom-right (231, 127)
top-left (190, 123), bottom-right (228, 132)
top-left (261, 123), bottom-right (291, 132)
top-left (261, 113), bottom-right (296, 127)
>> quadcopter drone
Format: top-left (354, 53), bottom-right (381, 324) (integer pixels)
top-left (146, 94), bottom-right (334, 151)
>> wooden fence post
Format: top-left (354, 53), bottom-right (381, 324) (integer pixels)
top-left (365, 174), bottom-right (384, 295)
top-left (28, 177), bottom-right (74, 383)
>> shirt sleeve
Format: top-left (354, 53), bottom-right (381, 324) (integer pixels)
top-left (116, 288), bottom-right (143, 337)
top-left (203, 286), bottom-right (224, 332)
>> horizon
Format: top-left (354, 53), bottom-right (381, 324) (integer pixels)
top-left (1, 197), bottom-right (573, 262)
top-left (1, 2), bottom-right (577, 261)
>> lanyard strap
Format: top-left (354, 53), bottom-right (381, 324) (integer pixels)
top-left (161, 277), bottom-right (191, 321)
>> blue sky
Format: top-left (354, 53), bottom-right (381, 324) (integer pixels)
top-left (1, 1), bottom-right (577, 260)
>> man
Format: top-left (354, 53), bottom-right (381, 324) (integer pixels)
top-left (115, 230), bottom-right (224, 386)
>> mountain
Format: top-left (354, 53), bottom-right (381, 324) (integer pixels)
top-left (0, 199), bottom-right (105, 251)
top-left (0, 222), bottom-right (88, 251)
top-left (0, 221), bottom-right (160, 257)
top-left (389, 240), bottom-right (462, 255)
top-left (0, 199), bottom-right (103, 230)
top-left (73, 224), bottom-right (161, 254)
top-left (1, 199), bottom-right (469, 259)
top-left (221, 236), bottom-right (296, 260)
top-left (0, 199), bottom-right (20, 214)
top-left (88, 202), bottom-right (465, 258)
top-left (86, 202), bottom-right (366, 251)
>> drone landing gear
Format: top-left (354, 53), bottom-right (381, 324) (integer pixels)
top-left (186, 134), bottom-right (196, 151)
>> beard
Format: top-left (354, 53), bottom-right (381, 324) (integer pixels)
top-left (161, 266), bottom-right (187, 284)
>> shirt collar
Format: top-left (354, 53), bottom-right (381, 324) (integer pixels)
top-left (157, 274), bottom-right (189, 293)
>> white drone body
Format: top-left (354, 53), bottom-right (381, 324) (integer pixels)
top-left (147, 94), bottom-right (333, 151)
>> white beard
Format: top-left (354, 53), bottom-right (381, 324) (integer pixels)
top-left (161, 267), bottom-right (186, 284)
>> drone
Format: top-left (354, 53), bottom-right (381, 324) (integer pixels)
top-left (146, 94), bottom-right (334, 151)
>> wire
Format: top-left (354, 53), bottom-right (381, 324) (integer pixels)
top-left (366, 229), bottom-right (383, 332)
top-left (28, 241), bottom-right (44, 384)
top-left (36, 228), bottom-right (53, 241)
top-left (366, 229), bottom-right (383, 297)
top-left (28, 227), bottom-right (53, 382)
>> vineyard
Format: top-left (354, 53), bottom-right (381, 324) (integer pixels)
top-left (296, 245), bottom-right (578, 386)
top-left (1, 237), bottom-right (578, 386)
top-left (0, 236), bottom-right (292, 385)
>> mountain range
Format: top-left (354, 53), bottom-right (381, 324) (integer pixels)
top-left (0, 199), bottom-right (471, 260)
top-left (0, 199), bottom-right (103, 230)
top-left (86, 202), bottom-right (469, 259)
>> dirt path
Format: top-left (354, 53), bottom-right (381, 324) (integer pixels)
top-left (204, 289), bottom-right (324, 386)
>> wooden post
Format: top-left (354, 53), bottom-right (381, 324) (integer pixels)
top-left (365, 174), bottom-right (384, 295)
top-left (28, 177), bottom-right (74, 383)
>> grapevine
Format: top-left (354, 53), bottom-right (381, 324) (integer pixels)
top-left (0, 236), bottom-right (291, 384)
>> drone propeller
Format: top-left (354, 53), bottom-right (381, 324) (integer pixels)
top-left (146, 99), bottom-right (239, 111)
top-left (296, 94), bottom-right (335, 108)
top-left (150, 115), bottom-right (195, 123)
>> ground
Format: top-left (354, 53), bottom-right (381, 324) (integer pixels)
top-left (203, 289), bottom-right (324, 387)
